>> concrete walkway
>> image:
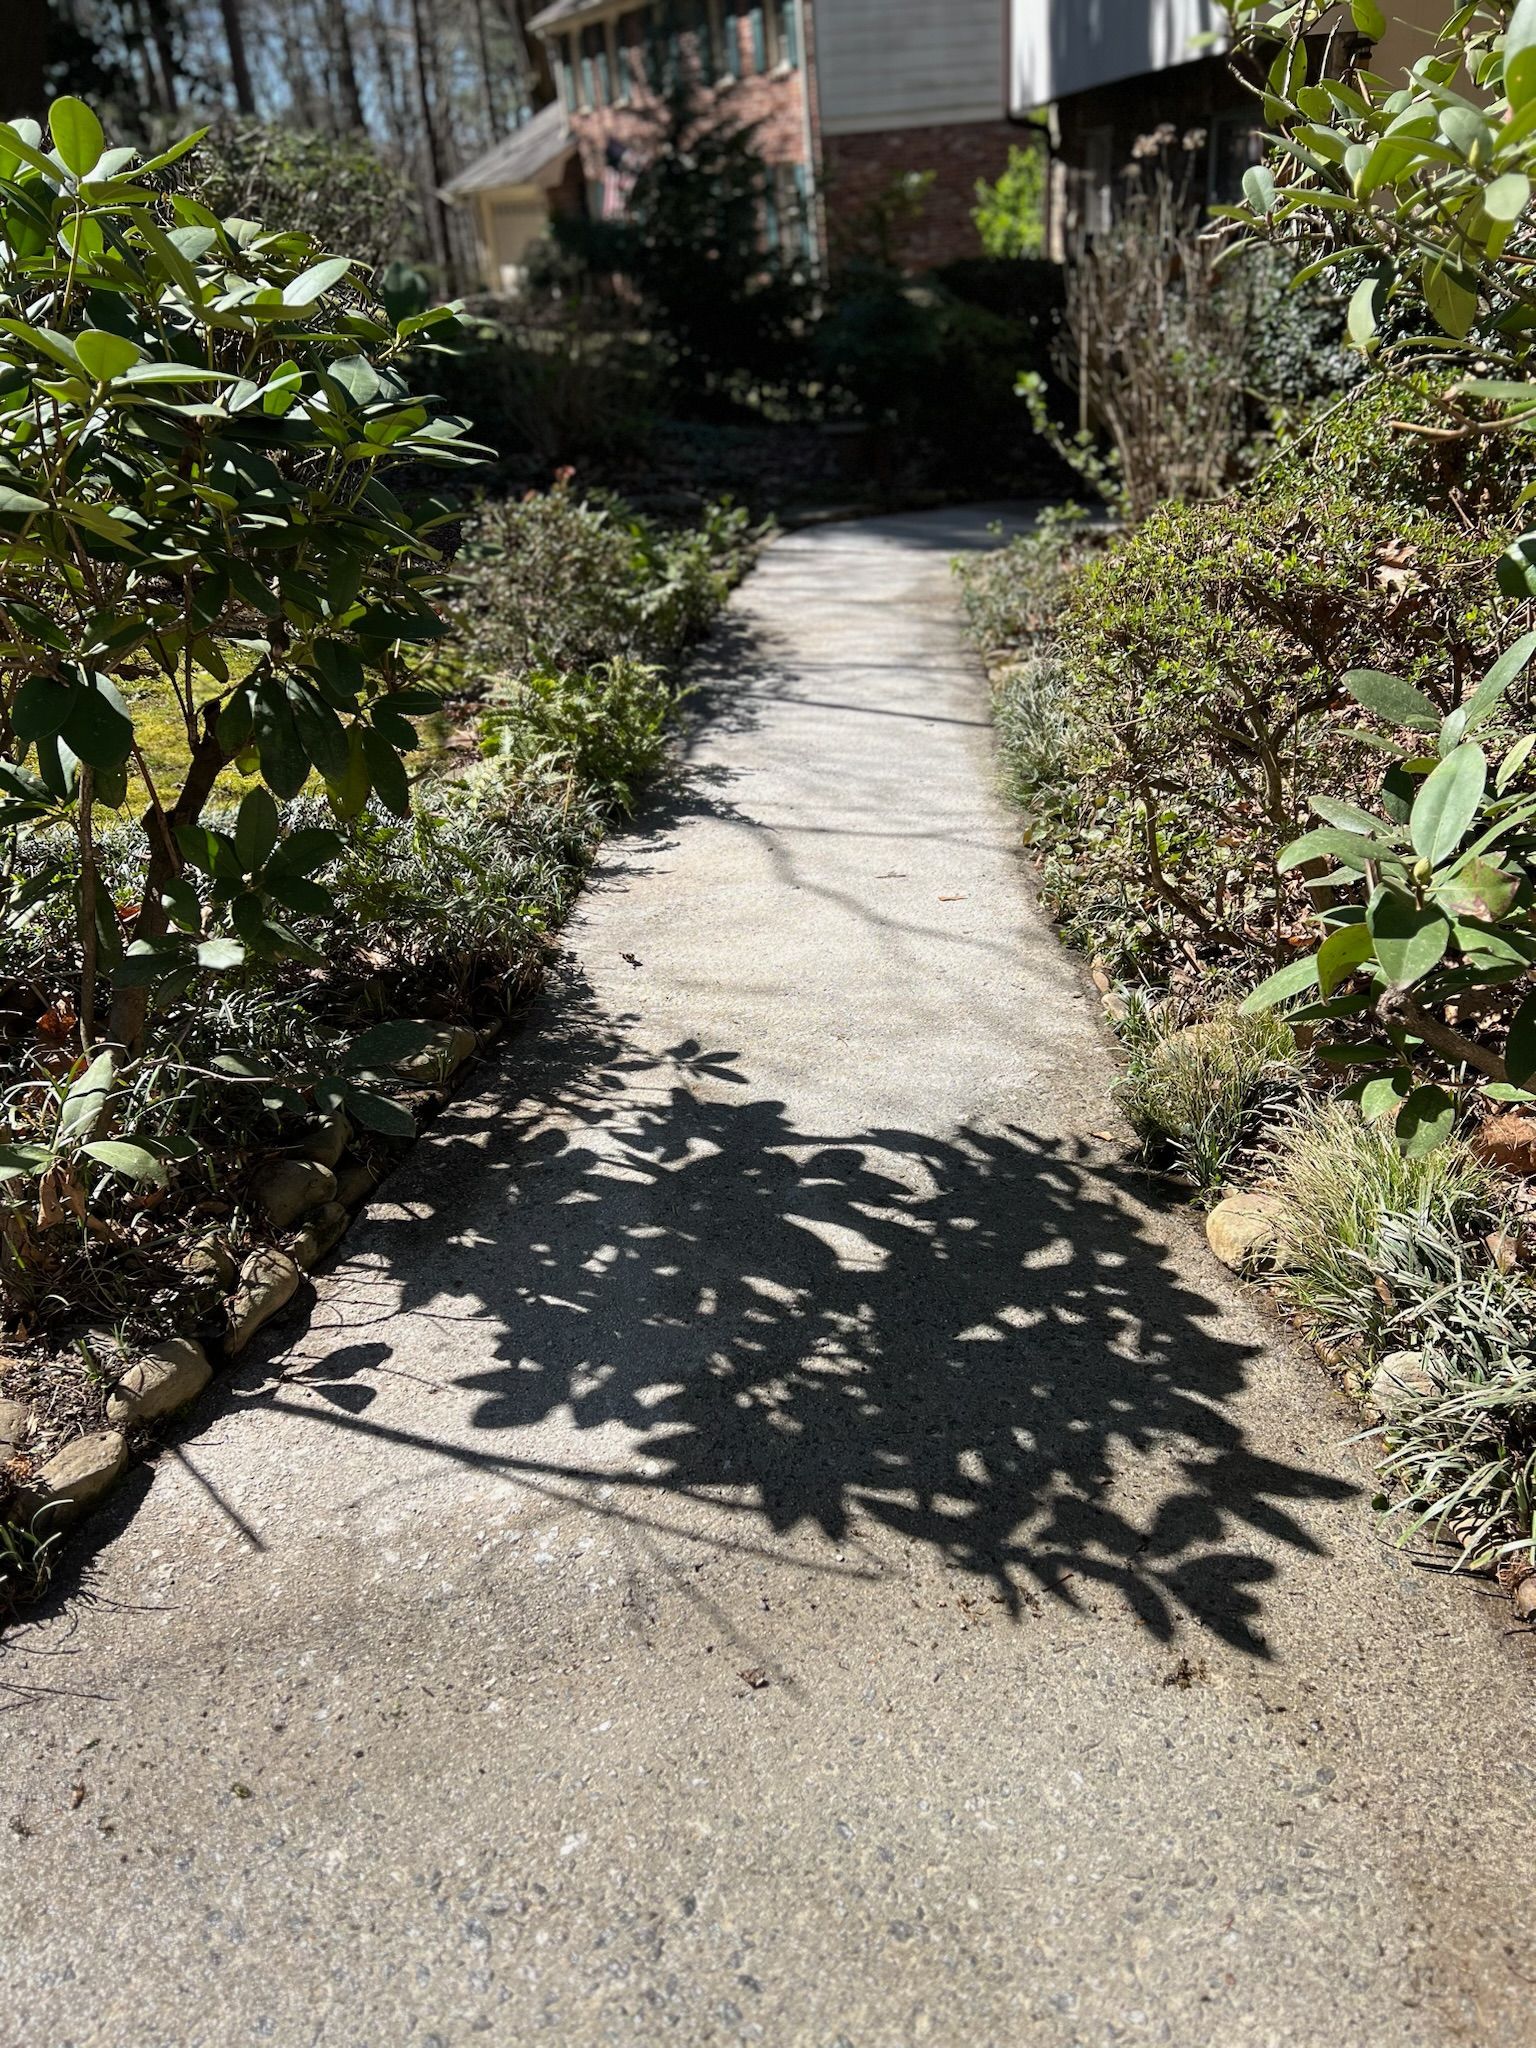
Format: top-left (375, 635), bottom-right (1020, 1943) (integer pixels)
top-left (4, 511), bottom-right (1535, 2047)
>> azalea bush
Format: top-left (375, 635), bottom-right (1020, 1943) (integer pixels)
top-left (0, 96), bottom-right (480, 1125)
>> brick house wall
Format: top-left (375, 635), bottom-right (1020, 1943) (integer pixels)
top-left (820, 119), bottom-right (1021, 271)
top-left (535, 0), bottom-right (813, 254)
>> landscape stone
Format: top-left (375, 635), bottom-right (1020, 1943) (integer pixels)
top-left (302, 1112), bottom-right (352, 1170)
top-left (0, 1397), bottom-right (30, 1451)
top-left (1205, 1191), bottom-right (1295, 1273)
top-left (397, 1023), bottom-right (477, 1084)
top-left (252, 1157), bottom-right (338, 1228)
top-left (333, 1158), bottom-right (379, 1207)
top-left (105, 1338), bottom-right (213, 1428)
top-left (290, 1202), bottom-right (350, 1272)
top-left (227, 1247), bottom-right (302, 1354)
top-left (1370, 1350), bottom-right (1441, 1419)
top-left (19, 1430), bottom-right (127, 1526)
top-left (184, 1235), bottom-right (239, 1289)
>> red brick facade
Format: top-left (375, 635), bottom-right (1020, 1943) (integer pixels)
top-left (819, 120), bottom-right (1018, 271)
top-left (552, 7), bottom-right (810, 195)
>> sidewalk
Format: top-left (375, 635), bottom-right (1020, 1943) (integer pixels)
top-left (3, 510), bottom-right (1533, 2047)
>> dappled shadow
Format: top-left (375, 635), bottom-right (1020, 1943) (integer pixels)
top-left (271, 977), bottom-right (1355, 1657)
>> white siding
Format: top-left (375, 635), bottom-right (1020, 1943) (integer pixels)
top-left (1009, 0), bottom-right (1228, 113)
top-left (815, 0), bottom-right (1007, 136)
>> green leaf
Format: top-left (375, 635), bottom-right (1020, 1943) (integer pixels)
top-left (1409, 744), bottom-right (1487, 866)
top-left (0, 484), bottom-right (47, 518)
top-left (343, 1084), bottom-right (415, 1138)
top-left (1509, 0), bottom-right (1536, 113)
top-left (74, 328), bottom-right (142, 382)
top-left (252, 683), bottom-right (309, 800)
top-left (1360, 1070), bottom-right (1412, 1123)
top-left (1398, 1085), bottom-right (1455, 1156)
top-left (1317, 922), bottom-right (1375, 996)
top-left (1485, 171), bottom-right (1531, 223)
top-left (284, 257), bottom-right (352, 307)
top-left (1368, 889), bottom-right (1451, 989)
top-left (1277, 826), bottom-right (1398, 874)
top-left (1343, 669), bottom-right (1441, 731)
top-left (234, 786), bottom-right (279, 873)
top-left (1240, 956), bottom-right (1321, 1013)
top-left (1463, 632), bottom-right (1536, 730)
top-left (1499, 733), bottom-right (1536, 792)
top-left (81, 1139), bottom-right (167, 1186)
top-left (0, 1143), bottom-right (53, 1177)
top-left (196, 936), bottom-right (246, 970)
top-left (1434, 855), bottom-right (1519, 922)
top-left (1350, 0), bottom-right (1385, 34)
top-left (48, 96), bottom-right (104, 178)
top-left (361, 724), bottom-right (409, 817)
top-left (60, 672), bottom-right (133, 771)
top-left (12, 674), bottom-right (75, 743)
top-left (1242, 164), bottom-right (1278, 216)
top-left (59, 1049), bottom-right (115, 1141)
top-left (1346, 275), bottom-right (1380, 348)
top-left (1499, 533), bottom-right (1536, 600)
top-left (347, 1019), bottom-right (438, 1068)
top-left (1506, 989), bottom-right (1536, 1089)
top-left (1309, 795), bottom-right (1397, 838)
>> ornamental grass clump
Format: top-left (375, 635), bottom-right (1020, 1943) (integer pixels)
top-left (1268, 1102), bottom-right (1500, 1349)
top-left (1114, 1003), bottom-right (1301, 1195)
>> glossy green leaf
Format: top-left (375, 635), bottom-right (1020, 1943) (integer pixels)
top-left (1409, 744), bottom-right (1487, 866)
top-left (1368, 889), bottom-right (1451, 989)
top-left (1317, 922), bottom-right (1376, 996)
top-left (1508, 0), bottom-right (1536, 112)
top-left (1397, 1085), bottom-right (1455, 1156)
top-left (82, 1139), bottom-right (167, 1185)
top-left (1240, 955), bottom-right (1321, 1013)
top-left (1343, 669), bottom-right (1441, 731)
top-left (74, 328), bottom-right (141, 382)
top-left (48, 96), bottom-right (104, 177)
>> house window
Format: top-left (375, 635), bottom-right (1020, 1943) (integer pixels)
top-left (780, 0), bottom-right (799, 69)
top-left (747, 2), bottom-right (766, 74)
top-left (1207, 110), bottom-right (1265, 205)
top-left (608, 17), bottom-right (628, 103)
top-left (722, 0), bottom-right (744, 78)
top-left (580, 23), bottom-right (610, 106)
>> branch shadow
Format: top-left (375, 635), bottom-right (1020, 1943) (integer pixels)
top-left (266, 976), bottom-right (1356, 1659)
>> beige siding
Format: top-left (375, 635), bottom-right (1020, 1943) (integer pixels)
top-left (1010, 0), bottom-right (1225, 112)
top-left (1010, 1), bottom-right (1450, 116)
top-left (815, 0), bottom-right (1007, 136)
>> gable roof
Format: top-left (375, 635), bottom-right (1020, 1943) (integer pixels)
top-left (527, 0), bottom-right (603, 31)
top-left (442, 102), bottom-right (574, 200)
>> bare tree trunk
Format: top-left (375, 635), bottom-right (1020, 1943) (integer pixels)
top-left (370, 0), bottom-right (409, 149)
top-left (474, 0), bottom-right (503, 141)
top-left (143, 0), bottom-right (181, 113)
top-left (219, 0), bottom-right (257, 113)
top-left (408, 0), bottom-right (452, 276)
top-left (330, 0), bottom-right (368, 132)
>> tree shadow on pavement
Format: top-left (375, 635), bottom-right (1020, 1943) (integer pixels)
top-left (276, 974), bottom-right (1357, 1660)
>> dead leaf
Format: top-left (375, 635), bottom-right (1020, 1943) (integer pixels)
top-left (738, 1667), bottom-right (769, 1690)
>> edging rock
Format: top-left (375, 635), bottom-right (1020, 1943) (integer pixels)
top-left (1205, 1191), bottom-right (1296, 1274)
top-left (0, 1397), bottom-right (30, 1453)
top-left (106, 1338), bottom-right (213, 1428)
top-left (1370, 1350), bottom-right (1441, 1421)
top-left (18, 1430), bottom-right (127, 1528)
top-left (227, 1247), bottom-right (302, 1354)
top-left (252, 1158), bottom-right (339, 1229)
top-left (291, 1202), bottom-right (350, 1272)
top-left (397, 1022), bottom-right (477, 1085)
